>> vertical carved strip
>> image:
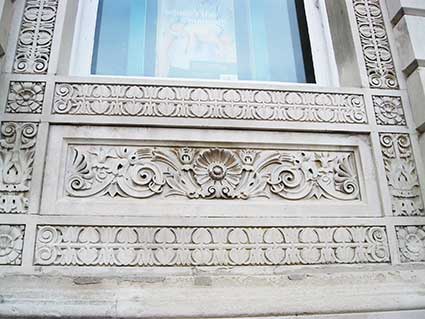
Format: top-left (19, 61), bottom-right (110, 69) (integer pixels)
top-left (380, 133), bottom-right (424, 216)
top-left (0, 225), bottom-right (25, 265)
top-left (352, 0), bottom-right (399, 89)
top-left (0, 122), bottom-right (38, 213)
top-left (13, 0), bottom-right (59, 74)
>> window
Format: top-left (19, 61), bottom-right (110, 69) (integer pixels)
top-left (71, 0), bottom-right (337, 85)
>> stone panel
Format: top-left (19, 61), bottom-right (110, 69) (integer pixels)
top-left (52, 83), bottom-right (368, 124)
top-left (0, 122), bottom-right (38, 214)
top-left (379, 133), bottom-right (424, 216)
top-left (35, 225), bottom-right (390, 266)
top-left (6, 81), bottom-right (46, 113)
top-left (373, 95), bottom-right (406, 126)
top-left (396, 225), bottom-right (425, 262)
top-left (352, 0), bottom-right (399, 89)
top-left (13, 0), bottom-right (59, 74)
top-left (0, 225), bottom-right (25, 265)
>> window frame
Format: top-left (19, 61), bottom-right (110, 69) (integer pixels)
top-left (70, 0), bottom-right (339, 87)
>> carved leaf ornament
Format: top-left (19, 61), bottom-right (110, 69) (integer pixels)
top-left (65, 146), bottom-right (360, 201)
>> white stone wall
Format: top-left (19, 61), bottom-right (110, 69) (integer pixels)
top-left (0, 0), bottom-right (425, 318)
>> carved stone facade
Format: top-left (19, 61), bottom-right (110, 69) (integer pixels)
top-left (66, 145), bottom-right (360, 201)
top-left (379, 133), bottom-right (424, 216)
top-left (373, 95), bottom-right (406, 126)
top-left (0, 225), bottom-right (25, 265)
top-left (1, 0), bottom-right (425, 317)
top-left (352, 0), bottom-right (399, 89)
top-left (13, 0), bottom-right (59, 74)
top-left (396, 226), bottom-right (425, 263)
top-left (54, 83), bottom-right (368, 124)
top-left (6, 81), bottom-right (45, 113)
top-left (0, 122), bottom-right (38, 213)
top-left (35, 225), bottom-right (390, 266)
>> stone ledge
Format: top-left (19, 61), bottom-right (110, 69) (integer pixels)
top-left (1, 269), bottom-right (425, 318)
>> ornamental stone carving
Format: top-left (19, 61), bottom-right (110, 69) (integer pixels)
top-left (13, 0), bottom-right (59, 74)
top-left (352, 0), bottom-right (399, 89)
top-left (6, 81), bottom-right (45, 113)
top-left (396, 226), bottom-right (425, 263)
top-left (0, 225), bottom-right (25, 265)
top-left (66, 145), bottom-right (360, 201)
top-left (35, 225), bottom-right (390, 266)
top-left (373, 96), bottom-right (406, 126)
top-left (0, 122), bottom-right (38, 213)
top-left (53, 83), bottom-right (367, 124)
top-left (380, 133), bottom-right (424, 216)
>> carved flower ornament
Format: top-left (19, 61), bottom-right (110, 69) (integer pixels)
top-left (398, 226), bottom-right (425, 262)
top-left (0, 225), bottom-right (24, 264)
top-left (193, 149), bottom-right (243, 198)
top-left (8, 82), bottom-right (45, 113)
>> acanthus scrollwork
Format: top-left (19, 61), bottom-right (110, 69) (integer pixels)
top-left (380, 134), bottom-right (424, 216)
top-left (53, 83), bottom-right (368, 124)
top-left (13, 0), bottom-right (59, 74)
top-left (35, 225), bottom-right (390, 266)
top-left (352, 0), bottom-right (399, 89)
top-left (0, 122), bottom-right (38, 213)
top-left (65, 145), bottom-right (361, 201)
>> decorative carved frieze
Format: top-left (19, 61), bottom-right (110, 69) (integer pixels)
top-left (396, 226), bottom-right (425, 263)
top-left (0, 122), bottom-right (38, 213)
top-left (66, 145), bottom-right (361, 201)
top-left (373, 96), bottom-right (406, 126)
top-left (35, 225), bottom-right (390, 266)
top-left (6, 81), bottom-right (46, 113)
top-left (380, 134), bottom-right (424, 216)
top-left (352, 0), bottom-right (399, 89)
top-left (53, 83), bottom-right (368, 124)
top-left (0, 225), bottom-right (25, 265)
top-left (13, 0), bottom-right (59, 74)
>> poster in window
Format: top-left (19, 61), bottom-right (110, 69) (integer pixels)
top-left (156, 0), bottom-right (238, 80)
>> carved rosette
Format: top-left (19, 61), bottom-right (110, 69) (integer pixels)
top-left (65, 146), bottom-right (361, 202)
top-left (352, 0), bottom-right (398, 89)
top-left (6, 81), bottom-right (46, 113)
top-left (380, 134), bottom-right (424, 216)
top-left (0, 122), bottom-right (38, 213)
top-left (13, 0), bottom-right (59, 74)
top-left (373, 96), bottom-right (406, 126)
top-left (396, 226), bottom-right (425, 263)
top-left (53, 83), bottom-right (367, 124)
top-left (0, 225), bottom-right (25, 265)
top-left (34, 225), bottom-right (390, 266)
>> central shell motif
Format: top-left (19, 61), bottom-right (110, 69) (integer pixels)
top-left (193, 149), bottom-right (243, 198)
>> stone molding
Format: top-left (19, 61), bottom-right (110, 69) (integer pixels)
top-left (352, 0), bottom-right (399, 89)
top-left (35, 225), bottom-right (390, 266)
top-left (66, 145), bottom-right (360, 201)
top-left (0, 224), bottom-right (25, 265)
top-left (53, 83), bottom-right (368, 124)
top-left (379, 133), bottom-right (424, 216)
top-left (373, 95), bottom-right (406, 126)
top-left (13, 0), bottom-right (59, 74)
top-left (0, 122), bottom-right (38, 214)
top-left (396, 225), bottom-right (425, 262)
top-left (6, 81), bottom-right (46, 113)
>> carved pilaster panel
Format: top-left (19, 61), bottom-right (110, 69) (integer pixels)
top-left (380, 133), bottom-right (424, 216)
top-left (65, 145), bottom-right (361, 202)
top-left (396, 226), bottom-right (425, 263)
top-left (35, 225), bottom-right (390, 266)
top-left (352, 0), bottom-right (399, 89)
top-left (0, 122), bottom-right (38, 214)
top-left (6, 81), bottom-right (46, 113)
top-left (0, 225), bottom-right (25, 265)
top-left (13, 0), bottom-right (59, 74)
top-left (373, 96), bottom-right (406, 126)
top-left (53, 83), bottom-right (368, 124)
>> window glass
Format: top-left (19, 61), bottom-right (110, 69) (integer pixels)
top-left (92, 0), bottom-right (315, 83)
